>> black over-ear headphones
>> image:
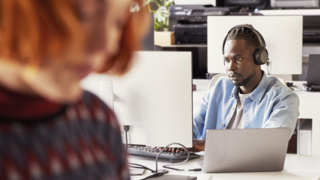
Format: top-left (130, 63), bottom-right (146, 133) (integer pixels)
top-left (222, 24), bottom-right (269, 65)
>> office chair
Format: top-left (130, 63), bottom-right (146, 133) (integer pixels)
top-left (208, 73), bottom-right (227, 90)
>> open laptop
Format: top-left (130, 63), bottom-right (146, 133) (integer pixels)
top-left (198, 128), bottom-right (291, 173)
top-left (305, 54), bottom-right (320, 91)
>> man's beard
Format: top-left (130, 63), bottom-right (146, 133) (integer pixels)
top-left (229, 70), bottom-right (256, 86)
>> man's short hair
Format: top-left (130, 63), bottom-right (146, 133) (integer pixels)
top-left (226, 27), bottom-right (261, 53)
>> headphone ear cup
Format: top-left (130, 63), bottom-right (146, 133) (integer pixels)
top-left (254, 48), bottom-right (268, 65)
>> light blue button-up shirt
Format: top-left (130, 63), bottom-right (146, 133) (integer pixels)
top-left (193, 72), bottom-right (300, 139)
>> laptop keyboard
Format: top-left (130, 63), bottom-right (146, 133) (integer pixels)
top-left (127, 145), bottom-right (200, 160)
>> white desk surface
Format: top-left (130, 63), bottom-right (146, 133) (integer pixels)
top-left (129, 154), bottom-right (320, 180)
top-left (192, 79), bottom-right (320, 156)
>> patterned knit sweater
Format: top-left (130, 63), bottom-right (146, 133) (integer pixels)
top-left (0, 85), bottom-right (130, 180)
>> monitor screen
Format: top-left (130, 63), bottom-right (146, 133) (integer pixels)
top-left (207, 16), bottom-right (303, 75)
top-left (80, 51), bottom-right (193, 147)
top-left (225, 0), bottom-right (263, 6)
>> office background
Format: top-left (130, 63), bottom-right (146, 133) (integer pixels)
top-left (143, 0), bottom-right (320, 156)
top-left (80, 1), bottom-right (320, 178)
top-left (153, 0), bottom-right (320, 81)
top-left (81, 0), bottom-right (320, 157)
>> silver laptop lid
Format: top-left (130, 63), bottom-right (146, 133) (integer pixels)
top-left (202, 128), bottom-right (290, 173)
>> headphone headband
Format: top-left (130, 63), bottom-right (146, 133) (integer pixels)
top-left (229, 24), bottom-right (266, 47)
top-left (222, 24), bottom-right (268, 65)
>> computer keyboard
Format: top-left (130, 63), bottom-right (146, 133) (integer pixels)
top-left (127, 145), bottom-right (200, 160)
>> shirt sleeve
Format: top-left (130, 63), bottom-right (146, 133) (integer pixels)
top-left (262, 91), bottom-right (300, 138)
top-left (193, 90), bottom-right (211, 139)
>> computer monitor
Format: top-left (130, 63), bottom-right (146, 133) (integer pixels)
top-left (225, 0), bottom-right (263, 6)
top-left (207, 16), bottom-right (303, 75)
top-left (80, 51), bottom-right (193, 147)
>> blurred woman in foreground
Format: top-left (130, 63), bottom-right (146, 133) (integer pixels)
top-left (0, 0), bottom-right (149, 179)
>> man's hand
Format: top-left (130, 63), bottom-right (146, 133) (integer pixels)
top-left (189, 139), bottom-right (205, 152)
top-left (158, 139), bottom-right (205, 153)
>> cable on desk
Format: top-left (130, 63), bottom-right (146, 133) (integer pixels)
top-left (124, 128), bottom-right (201, 178)
top-left (124, 125), bottom-right (167, 179)
top-left (140, 171), bottom-right (168, 180)
top-left (129, 163), bottom-right (157, 173)
top-left (134, 142), bottom-right (192, 180)
top-left (129, 142), bottom-right (202, 173)
top-left (156, 143), bottom-right (190, 172)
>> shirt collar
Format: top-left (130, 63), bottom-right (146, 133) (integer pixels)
top-left (0, 84), bottom-right (65, 121)
top-left (231, 71), bottom-right (268, 103)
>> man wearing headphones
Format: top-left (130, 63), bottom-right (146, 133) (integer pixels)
top-left (191, 24), bottom-right (300, 152)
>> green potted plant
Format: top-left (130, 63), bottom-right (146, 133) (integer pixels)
top-left (149, 0), bottom-right (175, 31)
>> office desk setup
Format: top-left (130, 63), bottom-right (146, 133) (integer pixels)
top-left (129, 154), bottom-right (320, 180)
top-left (193, 79), bottom-right (320, 156)
top-left (127, 79), bottom-right (320, 180)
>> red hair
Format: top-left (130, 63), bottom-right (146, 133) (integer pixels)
top-left (99, 1), bottom-right (150, 75)
top-left (0, 0), bottom-right (150, 75)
